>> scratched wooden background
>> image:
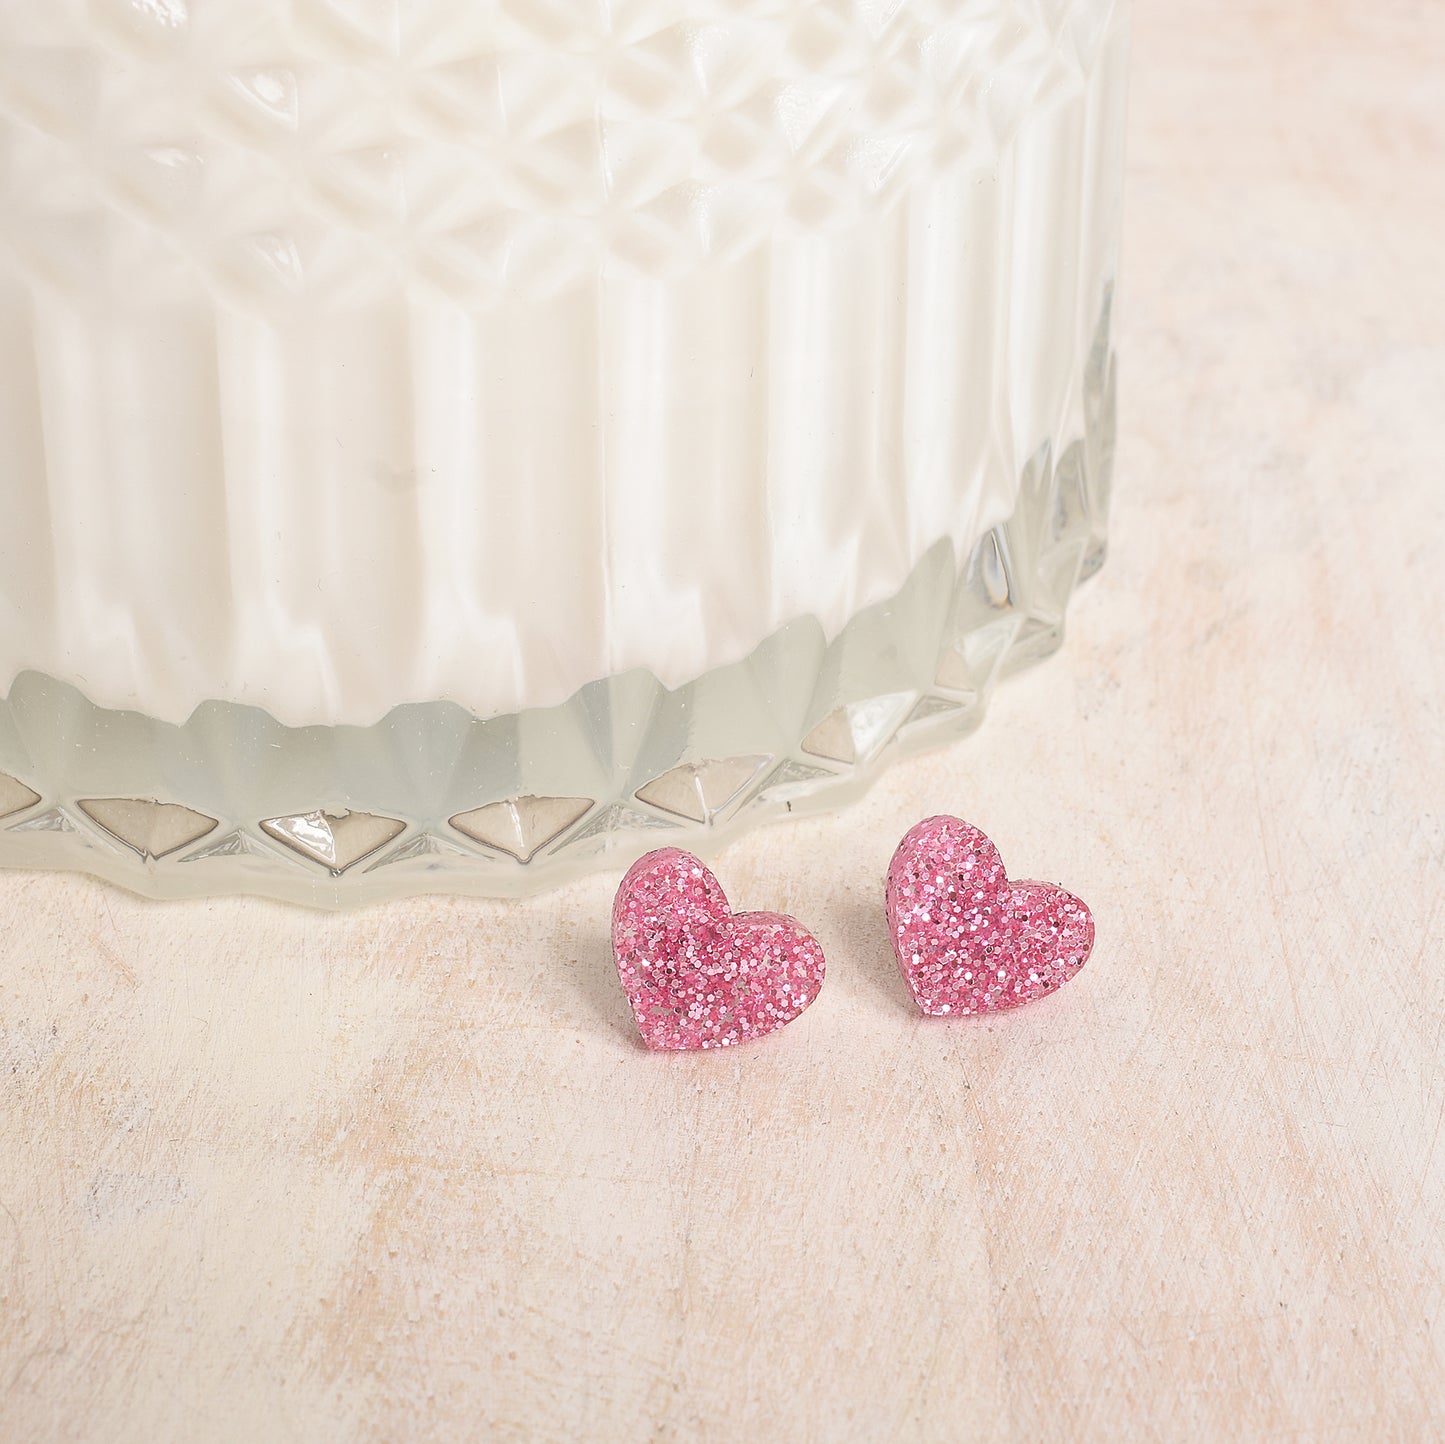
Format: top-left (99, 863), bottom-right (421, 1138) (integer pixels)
top-left (3, 2), bottom-right (1443, 1439)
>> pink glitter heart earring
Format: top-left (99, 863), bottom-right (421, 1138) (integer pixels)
top-left (886, 816), bottom-right (1094, 1016)
top-left (612, 848), bottom-right (826, 1050)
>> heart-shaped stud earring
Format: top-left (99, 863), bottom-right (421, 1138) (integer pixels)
top-left (612, 848), bottom-right (826, 1049)
top-left (886, 816), bottom-right (1094, 1015)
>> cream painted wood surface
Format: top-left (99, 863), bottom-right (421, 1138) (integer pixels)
top-left (2, 2), bottom-right (1443, 1439)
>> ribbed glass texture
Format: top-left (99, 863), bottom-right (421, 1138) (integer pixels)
top-left (0, 0), bottom-right (1130, 904)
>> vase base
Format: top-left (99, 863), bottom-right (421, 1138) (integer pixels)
top-left (0, 332), bottom-right (1116, 907)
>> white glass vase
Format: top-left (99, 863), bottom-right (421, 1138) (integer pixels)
top-left (0, 0), bottom-right (1130, 904)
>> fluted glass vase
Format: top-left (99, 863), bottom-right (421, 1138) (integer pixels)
top-left (0, 0), bottom-right (1130, 904)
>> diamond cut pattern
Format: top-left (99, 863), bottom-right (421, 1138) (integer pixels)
top-left (450, 795), bottom-right (593, 863)
top-left (363, 832), bottom-right (475, 873)
top-left (0, 306), bottom-right (1116, 903)
top-left (568, 802), bottom-right (680, 847)
top-left (261, 809), bottom-right (406, 873)
top-left (182, 830), bottom-right (280, 864)
top-left (78, 798), bottom-right (217, 860)
top-left (9, 807), bottom-right (80, 836)
top-left (0, 0), bottom-right (1119, 300)
top-left (634, 757), bottom-right (771, 825)
top-left (803, 694), bottom-right (916, 766)
top-left (0, 771), bottom-right (40, 821)
top-left (759, 759), bottom-right (841, 799)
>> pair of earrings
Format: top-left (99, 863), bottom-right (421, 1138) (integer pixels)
top-left (612, 814), bottom-right (1095, 1050)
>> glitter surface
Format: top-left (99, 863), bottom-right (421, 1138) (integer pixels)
top-left (611, 848), bottom-right (826, 1050)
top-left (885, 816), bottom-right (1094, 1016)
